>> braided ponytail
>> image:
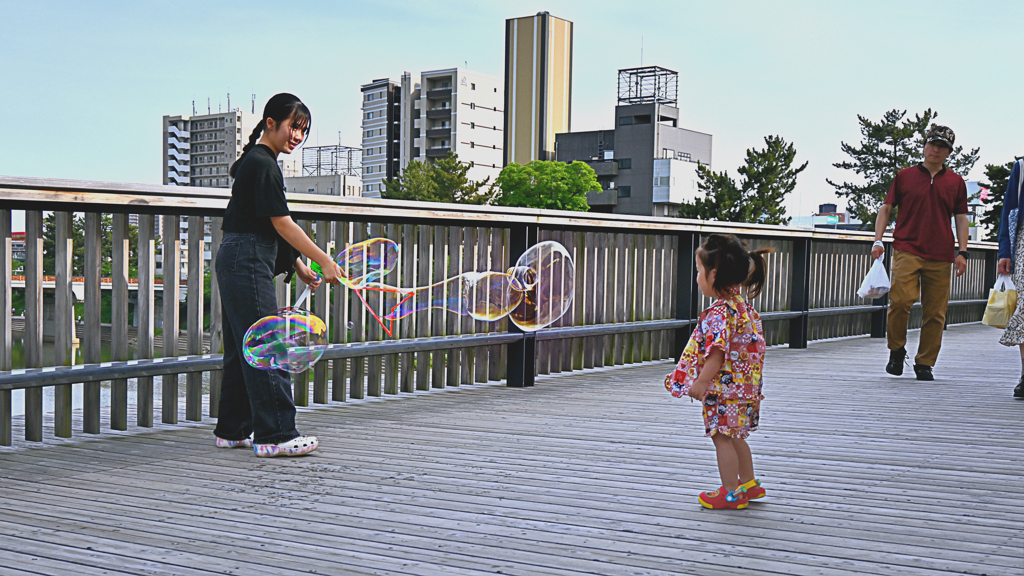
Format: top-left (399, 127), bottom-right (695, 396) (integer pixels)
top-left (230, 120), bottom-right (266, 178)
top-left (228, 93), bottom-right (311, 178)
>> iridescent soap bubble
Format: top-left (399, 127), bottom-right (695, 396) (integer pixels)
top-left (381, 271), bottom-right (525, 321)
top-left (243, 307), bottom-right (328, 373)
top-left (508, 241), bottom-right (575, 331)
top-left (336, 238), bottom-right (399, 289)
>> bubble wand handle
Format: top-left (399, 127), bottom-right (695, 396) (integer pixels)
top-left (293, 261), bottom-right (323, 309)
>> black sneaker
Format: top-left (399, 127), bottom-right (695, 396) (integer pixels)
top-left (886, 347), bottom-right (907, 376)
top-left (914, 364), bottom-right (934, 381)
top-left (1014, 377), bottom-right (1024, 398)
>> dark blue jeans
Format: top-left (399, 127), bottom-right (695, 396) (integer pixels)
top-left (213, 232), bottom-right (299, 445)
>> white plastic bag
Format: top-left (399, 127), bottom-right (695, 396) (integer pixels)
top-left (857, 258), bottom-right (890, 299)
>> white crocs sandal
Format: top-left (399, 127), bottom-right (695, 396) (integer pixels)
top-left (253, 435), bottom-right (319, 458)
top-left (215, 432), bottom-right (254, 449)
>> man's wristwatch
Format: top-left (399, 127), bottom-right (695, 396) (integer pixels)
top-left (957, 250), bottom-right (968, 259)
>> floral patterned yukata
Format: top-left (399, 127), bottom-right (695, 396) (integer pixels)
top-left (665, 289), bottom-right (765, 439)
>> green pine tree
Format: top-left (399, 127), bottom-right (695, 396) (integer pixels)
top-left (738, 135), bottom-right (807, 225)
top-left (382, 151), bottom-right (492, 204)
top-left (677, 163), bottom-right (748, 222)
top-left (978, 159), bottom-right (1020, 242)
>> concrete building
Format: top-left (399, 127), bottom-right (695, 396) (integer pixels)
top-left (360, 79), bottom-right (402, 197)
top-left (504, 12), bottom-right (573, 165)
top-left (554, 67), bottom-right (712, 217)
top-left (362, 68), bottom-right (503, 196)
top-left (284, 174), bottom-right (362, 197)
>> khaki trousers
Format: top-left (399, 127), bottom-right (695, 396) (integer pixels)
top-left (886, 250), bottom-right (952, 367)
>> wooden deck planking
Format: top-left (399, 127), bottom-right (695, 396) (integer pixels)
top-left (0, 323), bottom-right (1021, 575)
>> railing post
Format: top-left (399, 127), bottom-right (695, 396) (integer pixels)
top-left (137, 214), bottom-right (156, 427)
top-left (110, 213), bottom-right (129, 431)
top-left (54, 211), bottom-right (75, 438)
top-left (209, 218), bottom-right (223, 417)
top-left (789, 237), bottom-right (811, 349)
top-left (186, 216), bottom-right (205, 421)
top-left (161, 215), bottom-right (181, 424)
top-left (506, 222), bottom-right (537, 388)
top-left (25, 210), bottom-right (43, 441)
top-left (83, 213), bottom-right (102, 433)
top-left (870, 243), bottom-right (891, 339)
top-left (0, 210), bottom-right (11, 447)
top-left (674, 231), bottom-right (698, 359)
top-left (983, 247), bottom-right (998, 291)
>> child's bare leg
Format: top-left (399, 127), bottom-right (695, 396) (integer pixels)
top-left (733, 437), bottom-right (755, 485)
top-left (711, 433), bottom-right (740, 491)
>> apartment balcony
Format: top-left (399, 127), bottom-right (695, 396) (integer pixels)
top-left (426, 127), bottom-right (451, 139)
top-left (167, 137), bottom-right (189, 151)
top-left (167, 126), bottom-right (190, 139)
top-left (586, 189), bottom-right (618, 206)
top-left (168, 173), bottom-right (190, 185)
top-left (167, 149), bottom-right (189, 162)
top-left (426, 107), bottom-right (452, 118)
top-left (425, 146), bottom-right (452, 158)
top-left (167, 160), bottom-right (190, 172)
top-left (426, 88), bottom-right (453, 100)
top-left (586, 160), bottom-right (619, 177)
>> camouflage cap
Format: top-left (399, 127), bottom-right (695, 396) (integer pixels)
top-left (925, 125), bottom-right (955, 148)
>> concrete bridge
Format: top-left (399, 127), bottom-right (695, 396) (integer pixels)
top-left (0, 323), bottom-right (1020, 575)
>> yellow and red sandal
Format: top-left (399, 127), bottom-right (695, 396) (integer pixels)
top-left (698, 486), bottom-right (749, 510)
top-left (740, 478), bottom-right (765, 500)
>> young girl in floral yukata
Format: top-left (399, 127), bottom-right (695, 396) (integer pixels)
top-left (666, 234), bottom-right (771, 510)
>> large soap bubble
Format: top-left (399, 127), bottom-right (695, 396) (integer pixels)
top-left (337, 238), bottom-right (399, 289)
top-left (508, 241), bottom-right (575, 331)
top-left (243, 307), bottom-right (327, 373)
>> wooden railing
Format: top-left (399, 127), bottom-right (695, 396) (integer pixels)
top-left (0, 176), bottom-right (997, 445)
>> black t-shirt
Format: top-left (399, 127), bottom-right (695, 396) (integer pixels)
top-left (221, 144), bottom-right (297, 277)
top-left (222, 144), bottom-right (290, 234)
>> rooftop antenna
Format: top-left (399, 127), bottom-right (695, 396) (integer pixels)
top-left (227, 92), bottom-right (230, 111)
top-left (251, 93), bottom-right (255, 114)
top-left (207, 97), bottom-right (210, 114)
top-left (640, 35), bottom-right (644, 66)
top-left (192, 98), bottom-right (195, 115)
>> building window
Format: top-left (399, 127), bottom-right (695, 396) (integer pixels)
top-left (470, 122), bottom-right (475, 129)
top-left (471, 83), bottom-right (476, 90)
top-left (308, 188), bottom-right (315, 193)
top-left (617, 158), bottom-right (632, 170)
top-left (470, 103), bottom-right (476, 110)
top-left (634, 115), bottom-right (652, 124)
top-left (619, 116), bottom-right (633, 126)
top-left (470, 142), bottom-right (475, 148)
top-left (618, 185), bottom-right (631, 198)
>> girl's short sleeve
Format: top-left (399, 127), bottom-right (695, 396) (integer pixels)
top-left (698, 305), bottom-right (730, 357)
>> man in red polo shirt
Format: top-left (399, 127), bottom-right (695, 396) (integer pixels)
top-left (871, 125), bottom-right (969, 381)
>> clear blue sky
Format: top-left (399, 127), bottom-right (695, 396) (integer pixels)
top-left (1, 0), bottom-right (1020, 220)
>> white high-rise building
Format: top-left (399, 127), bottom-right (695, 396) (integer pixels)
top-left (361, 67), bottom-right (504, 197)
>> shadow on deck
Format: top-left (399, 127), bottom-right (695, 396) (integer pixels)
top-left (0, 324), bottom-right (1021, 576)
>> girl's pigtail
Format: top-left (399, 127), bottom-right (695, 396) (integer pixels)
top-left (229, 120), bottom-right (266, 178)
top-left (744, 247), bottom-right (773, 299)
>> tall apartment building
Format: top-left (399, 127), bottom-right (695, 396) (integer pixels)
top-left (504, 12), bottom-right (573, 165)
top-left (361, 68), bottom-right (503, 196)
top-left (360, 79), bottom-right (402, 197)
top-left (161, 110), bottom-right (258, 276)
top-left (555, 67), bottom-right (712, 217)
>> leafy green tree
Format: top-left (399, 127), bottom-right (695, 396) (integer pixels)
top-left (678, 135), bottom-right (805, 224)
top-left (827, 109), bottom-right (980, 230)
top-left (979, 159), bottom-right (1020, 242)
top-left (491, 161), bottom-right (595, 211)
top-left (677, 163), bottom-right (748, 222)
top-left (382, 151), bottom-right (492, 204)
top-left (737, 135), bottom-right (807, 225)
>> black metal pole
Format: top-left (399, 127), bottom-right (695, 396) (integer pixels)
top-left (506, 223), bottom-right (537, 387)
top-left (673, 231), bottom-right (698, 359)
top-left (789, 237), bottom-right (811, 349)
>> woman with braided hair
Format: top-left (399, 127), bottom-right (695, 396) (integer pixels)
top-left (213, 93), bottom-right (343, 457)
